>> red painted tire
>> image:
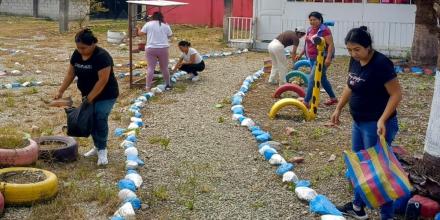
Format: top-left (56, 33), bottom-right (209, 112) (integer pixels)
top-left (0, 191), bottom-right (4, 216)
top-left (36, 136), bottom-right (78, 162)
top-left (273, 83), bottom-right (306, 98)
top-left (0, 139), bottom-right (39, 167)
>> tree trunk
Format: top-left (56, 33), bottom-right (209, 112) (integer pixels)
top-left (411, 0), bottom-right (438, 66)
top-left (421, 1), bottom-right (440, 184)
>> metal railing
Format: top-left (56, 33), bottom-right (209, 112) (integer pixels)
top-left (228, 17), bottom-right (254, 43)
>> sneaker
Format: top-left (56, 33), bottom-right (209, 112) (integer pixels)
top-left (165, 85), bottom-right (172, 91)
top-left (84, 147), bottom-right (98, 157)
top-left (187, 73), bottom-right (195, 80)
top-left (324, 98), bottom-right (338, 106)
top-left (337, 202), bottom-right (369, 220)
top-left (97, 149), bottom-right (108, 166)
top-left (191, 75), bottom-right (200, 82)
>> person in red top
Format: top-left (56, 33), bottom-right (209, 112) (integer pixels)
top-left (296, 11), bottom-right (338, 107)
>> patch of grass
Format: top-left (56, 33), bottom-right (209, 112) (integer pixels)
top-left (0, 126), bottom-right (26, 149)
top-left (217, 116), bottom-right (225, 123)
top-left (199, 184), bottom-right (213, 193)
top-left (184, 200), bottom-right (194, 210)
top-left (173, 82), bottom-right (187, 93)
top-left (153, 185), bottom-right (169, 201)
top-left (148, 136), bottom-right (170, 150)
top-left (6, 96), bottom-right (15, 107)
top-left (282, 149), bottom-right (295, 160)
top-left (310, 127), bottom-right (329, 140)
top-left (221, 97), bottom-right (231, 105)
top-left (23, 87), bottom-right (39, 95)
top-left (251, 201), bottom-right (267, 209)
top-left (111, 111), bottom-right (122, 121)
top-left (17, 77), bottom-right (36, 84)
top-left (399, 121), bottom-right (408, 132)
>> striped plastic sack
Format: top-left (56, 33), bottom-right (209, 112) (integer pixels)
top-left (343, 136), bottom-right (412, 208)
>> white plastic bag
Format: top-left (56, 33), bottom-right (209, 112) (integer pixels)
top-left (321, 215), bottom-right (346, 220)
top-left (295, 186), bottom-right (318, 202)
top-left (230, 105), bottom-right (244, 111)
top-left (125, 160), bottom-right (139, 170)
top-left (241, 118), bottom-right (255, 127)
top-left (269, 154), bottom-right (286, 165)
top-left (258, 145), bottom-right (271, 155)
top-left (125, 173), bottom-right (143, 188)
top-left (130, 117), bottom-right (143, 123)
top-left (124, 147), bottom-right (138, 157)
top-left (114, 202), bottom-right (136, 219)
top-left (128, 122), bottom-right (139, 130)
top-left (282, 171), bottom-right (299, 183)
top-left (118, 189), bottom-right (137, 201)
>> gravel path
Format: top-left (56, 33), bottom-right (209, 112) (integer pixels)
top-left (136, 53), bottom-right (316, 219)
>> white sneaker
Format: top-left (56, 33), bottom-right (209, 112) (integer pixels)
top-left (191, 75), bottom-right (199, 82)
top-left (84, 147), bottom-right (98, 157)
top-left (97, 149), bottom-right (108, 166)
top-left (187, 73), bottom-right (195, 80)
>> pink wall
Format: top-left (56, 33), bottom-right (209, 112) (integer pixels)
top-left (150, 0), bottom-right (253, 27)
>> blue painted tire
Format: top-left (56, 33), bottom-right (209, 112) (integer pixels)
top-left (285, 70), bottom-right (308, 86)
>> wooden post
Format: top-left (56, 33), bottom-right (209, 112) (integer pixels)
top-left (223, 0), bottom-right (232, 42)
top-left (33, 0), bottom-right (38, 17)
top-left (59, 0), bottom-right (69, 33)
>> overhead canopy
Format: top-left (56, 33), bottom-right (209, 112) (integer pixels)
top-left (126, 0), bottom-right (188, 6)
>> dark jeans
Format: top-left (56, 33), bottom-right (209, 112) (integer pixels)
top-left (351, 115), bottom-right (399, 220)
top-left (179, 61), bottom-right (205, 76)
top-left (92, 98), bottom-right (116, 150)
top-left (304, 59), bottom-right (337, 103)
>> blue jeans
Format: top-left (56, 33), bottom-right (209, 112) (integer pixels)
top-left (304, 59), bottom-right (336, 103)
top-left (351, 115), bottom-right (399, 220)
top-left (92, 98), bottom-right (116, 150)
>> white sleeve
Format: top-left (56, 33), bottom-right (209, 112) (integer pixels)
top-left (189, 48), bottom-right (197, 56)
top-left (166, 24), bottom-right (172, 37)
top-left (140, 23), bottom-right (148, 33)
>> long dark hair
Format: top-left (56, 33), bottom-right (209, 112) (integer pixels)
top-left (178, 40), bottom-right (191, 47)
top-left (152, 12), bottom-right (165, 26)
top-left (75, 28), bottom-right (98, 45)
top-left (308, 11), bottom-right (324, 24)
top-left (345, 26), bottom-right (373, 49)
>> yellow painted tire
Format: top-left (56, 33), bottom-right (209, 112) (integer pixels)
top-left (268, 98), bottom-right (310, 120)
top-left (0, 167), bottom-right (58, 205)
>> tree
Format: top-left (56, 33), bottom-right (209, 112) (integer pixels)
top-left (421, 1), bottom-right (440, 183)
top-left (411, 0), bottom-right (438, 66)
top-left (76, 0), bottom-right (108, 28)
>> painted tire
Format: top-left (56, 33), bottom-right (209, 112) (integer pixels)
top-left (0, 192), bottom-right (4, 215)
top-left (273, 84), bottom-right (305, 98)
top-left (0, 167), bottom-right (58, 205)
top-left (269, 98), bottom-right (310, 120)
top-left (293, 60), bottom-right (312, 72)
top-left (0, 139), bottom-right (39, 167)
top-left (36, 136), bottom-right (78, 162)
top-left (285, 70), bottom-right (309, 86)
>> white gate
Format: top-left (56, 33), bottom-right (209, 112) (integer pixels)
top-left (227, 17), bottom-right (254, 48)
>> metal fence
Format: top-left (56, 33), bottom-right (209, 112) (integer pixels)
top-left (228, 17), bottom-right (254, 43)
top-left (282, 19), bottom-right (415, 56)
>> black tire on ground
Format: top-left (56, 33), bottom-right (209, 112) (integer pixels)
top-left (36, 136), bottom-right (78, 162)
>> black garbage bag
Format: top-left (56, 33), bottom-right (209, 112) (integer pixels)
top-left (64, 100), bottom-right (94, 137)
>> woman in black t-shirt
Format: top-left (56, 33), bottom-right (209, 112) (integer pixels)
top-left (55, 29), bottom-right (119, 166)
top-left (330, 26), bottom-right (402, 220)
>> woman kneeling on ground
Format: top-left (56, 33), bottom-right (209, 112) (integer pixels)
top-left (55, 28), bottom-right (119, 166)
top-left (331, 26), bottom-right (402, 220)
top-left (173, 40), bottom-right (205, 82)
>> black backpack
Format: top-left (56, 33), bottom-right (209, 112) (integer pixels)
top-left (64, 100), bottom-right (94, 137)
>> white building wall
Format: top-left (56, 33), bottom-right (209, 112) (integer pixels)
top-left (0, 0), bottom-right (88, 20)
top-left (253, 0), bottom-right (416, 56)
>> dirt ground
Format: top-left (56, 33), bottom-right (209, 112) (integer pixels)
top-left (243, 57), bottom-right (435, 219)
top-left (0, 15), bottom-right (435, 220)
top-left (0, 15), bottom-right (228, 220)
